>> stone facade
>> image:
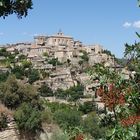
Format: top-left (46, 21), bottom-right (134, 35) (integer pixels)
top-left (3, 31), bottom-right (115, 67)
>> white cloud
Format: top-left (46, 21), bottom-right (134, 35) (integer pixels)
top-left (123, 22), bottom-right (131, 28)
top-left (133, 20), bottom-right (140, 28)
top-left (123, 20), bottom-right (140, 28)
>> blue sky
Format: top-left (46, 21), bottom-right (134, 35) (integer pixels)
top-left (0, 0), bottom-right (140, 58)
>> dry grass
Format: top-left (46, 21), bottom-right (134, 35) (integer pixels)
top-left (0, 103), bottom-right (13, 117)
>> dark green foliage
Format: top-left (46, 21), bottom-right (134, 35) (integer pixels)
top-left (0, 48), bottom-right (18, 65)
top-left (39, 84), bottom-right (53, 97)
top-left (124, 32), bottom-right (140, 94)
top-left (10, 58), bottom-right (32, 80)
top-left (53, 109), bottom-right (82, 130)
top-left (80, 51), bottom-right (89, 62)
top-left (11, 61), bottom-right (32, 79)
top-left (28, 69), bottom-right (40, 84)
top-left (0, 113), bottom-right (8, 131)
top-left (8, 54), bottom-right (15, 62)
top-left (67, 84), bottom-right (84, 101)
top-left (14, 103), bottom-right (42, 136)
top-left (0, 72), bottom-right (9, 82)
top-left (0, 75), bottom-right (40, 109)
top-left (82, 112), bottom-right (105, 139)
top-left (18, 54), bottom-right (27, 61)
top-left (124, 39), bottom-right (140, 72)
top-left (100, 114), bottom-right (115, 128)
top-left (0, 48), bottom-right (9, 57)
top-left (48, 58), bottom-right (62, 66)
top-left (0, 75), bottom-right (20, 108)
top-left (55, 84), bottom-right (84, 101)
top-left (78, 101), bottom-right (96, 114)
top-left (67, 59), bottom-right (71, 64)
top-left (103, 49), bottom-right (115, 57)
top-left (0, 0), bottom-right (33, 18)
top-left (55, 88), bottom-right (68, 99)
top-left (78, 60), bottom-right (84, 65)
top-left (11, 65), bottom-right (24, 79)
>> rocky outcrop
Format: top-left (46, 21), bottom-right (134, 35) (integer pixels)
top-left (0, 121), bottom-right (19, 140)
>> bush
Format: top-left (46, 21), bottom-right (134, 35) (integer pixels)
top-left (0, 72), bottom-right (9, 83)
top-left (82, 112), bottom-right (105, 139)
top-left (48, 58), bottom-right (62, 66)
top-left (14, 103), bottom-right (42, 136)
top-left (53, 109), bottom-right (82, 131)
top-left (0, 75), bottom-right (40, 109)
top-left (78, 101), bottom-right (96, 114)
top-left (55, 84), bottom-right (84, 101)
top-left (45, 102), bottom-right (72, 113)
top-left (11, 65), bottom-right (24, 79)
top-left (28, 69), bottom-right (40, 84)
top-left (41, 108), bottom-right (53, 124)
top-left (39, 84), bottom-right (53, 97)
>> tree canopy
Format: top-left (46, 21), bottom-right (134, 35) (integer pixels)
top-left (0, 0), bottom-right (33, 18)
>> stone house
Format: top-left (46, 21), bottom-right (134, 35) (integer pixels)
top-left (3, 31), bottom-right (115, 68)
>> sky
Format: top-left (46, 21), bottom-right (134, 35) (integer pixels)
top-left (0, 0), bottom-right (140, 58)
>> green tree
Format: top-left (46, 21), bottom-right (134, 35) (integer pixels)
top-left (78, 101), bottom-right (96, 114)
top-left (0, 48), bottom-right (9, 57)
top-left (0, 75), bottom-right (40, 109)
top-left (0, 75), bottom-right (20, 108)
top-left (11, 65), bottom-right (24, 79)
top-left (55, 88), bottom-right (67, 99)
top-left (18, 54), bottom-right (27, 61)
top-left (39, 84), bottom-right (53, 97)
top-left (48, 58), bottom-right (62, 66)
top-left (0, 0), bottom-right (33, 18)
top-left (67, 84), bottom-right (84, 101)
top-left (53, 109), bottom-right (82, 131)
top-left (55, 84), bottom-right (84, 101)
top-left (102, 49), bottom-right (115, 58)
top-left (22, 60), bottom-right (32, 69)
top-left (82, 112), bottom-right (105, 139)
top-left (14, 103), bottom-right (42, 139)
top-left (28, 69), bottom-right (40, 84)
top-left (0, 72), bottom-right (9, 83)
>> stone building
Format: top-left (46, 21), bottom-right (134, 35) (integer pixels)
top-left (47, 31), bottom-right (74, 47)
top-left (3, 31), bottom-right (115, 67)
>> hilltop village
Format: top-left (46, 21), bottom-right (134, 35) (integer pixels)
top-left (4, 31), bottom-right (115, 65)
top-left (0, 31), bottom-right (136, 140)
top-left (0, 31), bottom-right (130, 101)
